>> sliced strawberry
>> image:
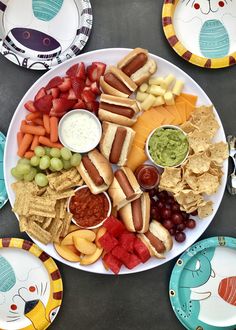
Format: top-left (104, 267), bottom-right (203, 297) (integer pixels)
top-left (90, 81), bottom-right (101, 95)
top-left (85, 101), bottom-right (99, 115)
top-left (34, 87), bottom-right (46, 101)
top-left (71, 77), bottom-right (85, 98)
top-left (46, 87), bottom-right (60, 99)
top-left (58, 77), bottom-right (72, 92)
top-left (45, 76), bottom-right (63, 90)
top-left (87, 62), bottom-right (107, 82)
top-left (85, 77), bottom-right (92, 87)
top-left (92, 61), bottom-right (106, 77)
top-left (34, 94), bottom-right (53, 114)
top-left (72, 99), bottom-right (86, 109)
top-left (81, 90), bottom-right (96, 103)
top-left (76, 62), bottom-right (86, 80)
top-left (66, 64), bottom-right (79, 77)
top-left (24, 100), bottom-right (37, 113)
top-left (68, 88), bottom-right (77, 100)
top-left (50, 98), bottom-right (76, 117)
top-left (60, 91), bottom-right (69, 99)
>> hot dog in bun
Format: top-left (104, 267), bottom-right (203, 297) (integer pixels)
top-left (108, 167), bottom-right (142, 210)
top-left (78, 149), bottom-right (113, 194)
top-left (138, 220), bottom-right (173, 259)
top-left (100, 66), bottom-right (137, 98)
top-left (98, 94), bottom-right (140, 127)
top-left (99, 121), bottom-right (135, 166)
top-left (119, 192), bottom-right (150, 233)
top-left (117, 48), bottom-right (157, 86)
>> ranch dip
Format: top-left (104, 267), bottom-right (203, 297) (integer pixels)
top-left (59, 110), bottom-right (102, 153)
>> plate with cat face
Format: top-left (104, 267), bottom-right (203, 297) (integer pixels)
top-left (0, 238), bottom-right (63, 330)
top-left (162, 0), bottom-right (236, 69)
top-left (169, 236), bottom-right (236, 329)
top-left (0, 0), bottom-right (93, 70)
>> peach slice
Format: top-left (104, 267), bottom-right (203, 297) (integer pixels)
top-left (61, 230), bottom-right (96, 246)
top-left (73, 237), bottom-right (97, 255)
top-left (54, 243), bottom-right (81, 262)
top-left (95, 227), bottom-right (107, 248)
top-left (80, 248), bottom-right (103, 265)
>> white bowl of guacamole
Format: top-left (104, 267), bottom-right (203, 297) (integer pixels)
top-left (146, 125), bottom-right (189, 168)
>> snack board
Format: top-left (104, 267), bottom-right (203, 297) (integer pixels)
top-left (4, 48), bottom-right (228, 274)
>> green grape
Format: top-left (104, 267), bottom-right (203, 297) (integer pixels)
top-left (63, 159), bottom-right (72, 170)
top-left (35, 146), bottom-right (45, 157)
top-left (35, 173), bottom-right (48, 187)
top-left (24, 168), bottom-right (37, 182)
top-left (30, 156), bottom-right (40, 167)
top-left (70, 153), bottom-right (82, 167)
top-left (39, 156), bottom-right (51, 170)
top-left (49, 166), bottom-right (57, 172)
top-left (61, 147), bottom-right (72, 161)
top-left (50, 148), bottom-right (61, 158)
top-left (44, 147), bottom-right (51, 157)
top-left (17, 158), bottom-right (30, 165)
top-left (11, 167), bottom-right (23, 180)
top-left (16, 164), bottom-right (31, 175)
top-left (50, 158), bottom-right (63, 171)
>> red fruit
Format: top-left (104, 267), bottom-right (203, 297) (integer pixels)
top-left (172, 213), bottom-right (183, 225)
top-left (34, 94), bottom-right (53, 114)
top-left (169, 228), bottom-right (176, 236)
top-left (162, 219), bottom-right (174, 230)
top-left (103, 216), bottom-right (125, 237)
top-left (60, 92), bottom-right (69, 99)
top-left (24, 100), bottom-right (37, 113)
top-left (157, 201), bottom-right (164, 209)
top-left (85, 101), bottom-right (99, 115)
top-left (103, 253), bottom-right (122, 275)
top-left (58, 77), bottom-right (72, 92)
top-left (76, 62), bottom-right (86, 80)
top-left (161, 208), bottom-right (172, 220)
top-left (124, 254), bottom-right (141, 270)
top-left (90, 81), bottom-right (101, 95)
top-left (45, 76), bottom-right (63, 90)
top-left (186, 219), bottom-right (196, 229)
top-left (175, 232), bottom-right (186, 243)
top-left (50, 98), bottom-right (76, 117)
top-left (176, 223), bottom-right (186, 232)
top-left (34, 87), bottom-right (46, 101)
top-left (150, 207), bottom-right (161, 221)
top-left (92, 61), bottom-right (106, 78)
top-left (66, 64), bottom-right (78, 77)
top-left (67, 88), bottom-right (77, 100)
top-left (46, 87), bottom-right (60, 99)
top-left (119, 231), bottom-right (135, 253)
top-left (85, 77), bottom-right (92, 86)
top-left (87, 62), bottom-right (106, 82)
top-left (190, 210), bottom-right (198, 216)
top-left (71, 77), bottom-right (85, 98)
top-left (133, 238), bottom-right (151, 263)
top-left (98, 232), bottom-right (118, 253)
top-left (81, 90), bottom-right (96, 103)
top-left (72, 99), bottom-right (86, 109)
top-left (111, 246), bottom-right (129, 262)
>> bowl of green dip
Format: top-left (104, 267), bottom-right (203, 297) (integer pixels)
top-left (146, 125), bottom-right (189, 168)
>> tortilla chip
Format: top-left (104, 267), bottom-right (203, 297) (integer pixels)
top-left (197, 173), bottom-right (219, 195)
top-left (198, 200), bottom-right (213, 218)
top-left (188, 130), bottom-right (211, 153)
top-left (183, 170), bottom-right (199, 191)
top-left (180, 121), bottom-right (197, 134)
top-left (159, 167), bottom-right (182, 188)
top-left (187, 153), bottom-right (211, 174)
top-left (207, 142), bottom-right (229, 166)
top-left (195, 114), bottom-right (219, 138)
top-left (175, 190), bottom-right (203, 207)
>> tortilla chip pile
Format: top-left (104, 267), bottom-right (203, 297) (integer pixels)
top-left (159, 106), bottom-right (228, 218)
top-left (12, 167), bottom-right (83, 244)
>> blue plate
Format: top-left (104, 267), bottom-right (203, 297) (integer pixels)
top-left (0, 132), bottom-right (8, 209)
top-left (169, 237), bottom-right (236, 330)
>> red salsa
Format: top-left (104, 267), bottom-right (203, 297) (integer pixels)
top-left (69, 187), bottom-right (109, 228)
top-left (135, 165), bottom-right (160, 190)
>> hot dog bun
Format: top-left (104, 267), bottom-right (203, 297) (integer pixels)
top-left (108, 167), bottom-right (142, 210)
top-left (98, 94), bottom-right (140, 127)
top-left (138, 220), bottom-right (173, 259)
top-left (100, 66), bottom-right (137, 98)
top-left (78, 149), bottom-right (113, 194)
top-left (119, 192), bottom-right (150, 233)
top-left (99, 121), bottom-right (135, 166)
top-left (117, 48), bottom-right (157, 86)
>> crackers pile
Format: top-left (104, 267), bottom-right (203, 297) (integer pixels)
top-left (12, 168), bottom-right (83, 244)
top-left (159, 106), bottom-right (228, 218)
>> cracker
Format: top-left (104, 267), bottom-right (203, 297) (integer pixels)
top-left (27, 222), bottom-right (52, 245)
top-left (60, 212), bottom-right (73, 238)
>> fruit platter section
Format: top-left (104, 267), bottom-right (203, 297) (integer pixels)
top-left (9, 48), bottom-right (228, 274)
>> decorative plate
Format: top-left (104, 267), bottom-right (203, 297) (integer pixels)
top-left (0, 131), bottom-right (7, 209)
top-left (0, 238), bottom-right (63, 330)
top-left (162, 0), bottom-right (236, 69)
top-left (0, 0), bottom-right (93, 70)
top-left (4, 48), bottom-right (228, 274)
top-left (169, 236), bottom-right (236, 329)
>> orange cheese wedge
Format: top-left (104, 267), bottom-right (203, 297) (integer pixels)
top-left (126, 145), bottom-right (148, 171)
top-left (178, 93), bottom-right (198, 106)
top-left (165, 105), bottom-right (182, 125)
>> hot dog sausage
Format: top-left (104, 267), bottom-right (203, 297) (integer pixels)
top-left (122, 53), bottom-right (148, 76)
top-left (109, 127), bottom-right (127, 164)
top-left (131, 198), bottom-right (143, 231)
top-left (82, 156), bottom-right (104, 186)
top-left (144, 230), bottom-right (165, 253)
top-left (100, 102), bottom-right (134, 118)
top-left (104, 73), bottom-right (132, 95)
top-left (115, 169), bottom-right (135, 200)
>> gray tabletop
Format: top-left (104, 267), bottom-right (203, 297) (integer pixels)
top-left (0, 1), bottom-right (236, 329)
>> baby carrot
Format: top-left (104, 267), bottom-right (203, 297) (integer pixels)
top-left (43, 114), bottom-right (50, 134)
top-left (26, 112), bottom-right (42, 121)
top-left (17, 132), bottom-right (24, 148)
top-left (17, 134), bottom-right (33, 157)
top-left (32, 118), bottom-right (44, 126)
top-left (38, 136), bottom-right (62, 149)
top-left (20, 120), bottom-right (27, 131)
top-left (21, 124), bottom-right (46, 136)
top-left (31, 135), bottom-right (39, 150)
top-left (49, 116), bottom-right (58, 143)
top-left (24, 151), bottom-right (35, 159)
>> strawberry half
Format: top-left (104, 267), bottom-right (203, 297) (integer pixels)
top-left (46, 87), bottom-right (60, 99)
top-left (24, 100), bottom-right (37, 113)
top-left (66, 64), bottom-right (78, 77)
top-left (90, 81), bottom-right (101, 95)
top-left (58, 77), bottom-right (72, 92)
top-left (66, 62), bottom-right (86, 80)
top-left (68, 88), bottom-right (77, 100)
top-left (85, 77), bottom-right (92, 87)
top-left (92, 62), bottom-right (106, 77)
top-left (71, 77), bottom-right (85, 98)
top-left (34, 87), bottom-right (46, 101)
top-left (73, 99), bottom-right (86, 109)
top-left (85, 101), bottom-right (99, 115)
top-left (87, 62), bottom-right (106, 82)
top-left (81, 90), bottom-right (96, 103)
top-left (34, 94), bottom-right (53, 114)
top-left (50, 98), bottom-right (76, 117)
top-left (45, 76), bottom-right (63, 90)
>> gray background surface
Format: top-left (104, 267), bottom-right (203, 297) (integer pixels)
top-left (0, 1), bottom-right (236, 329)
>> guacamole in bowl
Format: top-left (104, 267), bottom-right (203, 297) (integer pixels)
top-left (146, 126), bottom-right (189, 168)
